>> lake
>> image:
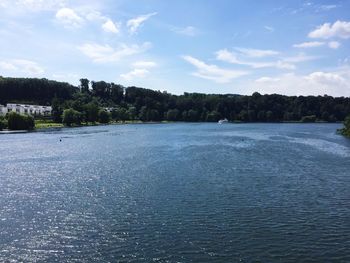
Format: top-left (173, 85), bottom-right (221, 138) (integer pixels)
top-left (0, 123), bottom-right (349, 262)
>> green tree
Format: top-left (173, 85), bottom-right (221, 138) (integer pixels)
top-left (257, 110), bottom-right (266, 122)
top-left (79, 78), bottom-right (90, 93)
top-left (328, 114), bottom-right (337, 122)
top-left (148, 109), bottom-right (160, 121)
top-left (51, 97), bottom-right (63, 123)
top-left (187, 109), bottom-right (199, 122)
top-left (340, 115), bottom-right (350, 137)
top-left (139, 106), bottom-right (148, 121)
top-left (0, 116), bottom-right (7, 130)
top-left (62, 109), bottom-right (82, 126)
top-left (321, 111), bottom-right (330, 121)
top-left (166, 109), bottom-right (179, 121)
top-left (248, 110), bottom-right (256, 122)
top-left (238, 110), bottom-right (248, 122)
top-left (266, 111), bottom-right (274, 122)
top-left (84, 102), bottom-right (99, 123)
top-left (7, 112), bottom-right (34, 130)
top-left (181, 110), bottom-right (188, 121)
top-left (206, 111), bottom-right (220, 122)
top-left (98, 110), bottom-right (111, 123)
top-left (301, 115), bottom-right (316, 123)
top-left (283, 112), bottom-right (294, 121)
top-left (127, 106), bottom-right (137, 120)
top-left (112, 107), bottom-right (129, 121)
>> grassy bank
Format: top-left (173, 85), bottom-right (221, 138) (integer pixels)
top-left (35, 120), bottom-right (64, 129)
top-left (34, 119), bottom-right (170, 130)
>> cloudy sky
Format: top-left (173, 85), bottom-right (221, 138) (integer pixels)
top-left (0, 0), bottom-right (350, 96)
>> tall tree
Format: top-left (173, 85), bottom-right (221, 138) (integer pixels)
top-left (79, 78), bottom-right (90, 93)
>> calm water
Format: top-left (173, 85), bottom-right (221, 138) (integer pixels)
top-left (0, 123), bottom-right (349, 262)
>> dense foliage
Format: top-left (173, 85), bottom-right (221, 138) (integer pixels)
top-left (62, 109), bottom-right (82, 126)
top-left (0, 77), bottom-right (78, 105)
top-left (7, 112), bottom-right (35, 130)
top-left (98, 110), bottom-right (111, 124)
top-left (340, 115), bottom-right (350, 137)
top-left (0, 116), bottom-right (7, 130)
top-left (1, 77), bottom-right (350, 124)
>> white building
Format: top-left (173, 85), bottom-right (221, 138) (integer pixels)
top-left (0, 104), bottom-right (52, 116)
top-left (0, 105), bottom-right (6, 115)
top-left (104, 107), bottom-right (115, 113)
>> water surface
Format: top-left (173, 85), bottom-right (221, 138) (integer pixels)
top-left (0, 123), bottom-right (349, 262)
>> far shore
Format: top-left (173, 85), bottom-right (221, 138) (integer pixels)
top-left (0, 120), bottom-right (344, 134)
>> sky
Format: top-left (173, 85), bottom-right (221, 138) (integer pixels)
top-left (0, 0), bottom-right (350, 96)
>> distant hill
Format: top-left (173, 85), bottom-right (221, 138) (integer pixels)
top-left (0, 76), bottom-right (349, 122)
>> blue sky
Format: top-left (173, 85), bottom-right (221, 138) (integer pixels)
top-left (0, 0), bottom-right (350, 96)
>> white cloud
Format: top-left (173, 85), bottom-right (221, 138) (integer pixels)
top-left (16, 0), bottom-right (66, 11)
top-left (78, 42), bottom-right (152, 63)
top-left (127, 12), bottom-right (157, 34)
top-left (52, 73), bottom-right (79, 83)
top-left (84, 11), bottom-right (121, 34)
top-left (0, 0), bottom-right (67, 13)
top-left (319, 5), bottom-right (338, 11)
top-left (293, 41), bottom-right (341, 49)
top-left (216, 49), bottom-right (295, 70)
top-left (121, 61), bottom-right (157, 80)
top-left (13, 59), bottom-right (44, 74)
top-left (264, 26), bottom-right (274, 32)
top-left (255, 77), bottom-right (280, 83)
top-left (215, 49), bottom-right (240, 63)
top-left (282, 53), bottom-right (317, 63)
top-left (309, 20), bottom-right (350, 39)
top-left (120, 68), bottom-right (150, 80)
top-left (0, 59), bottom-right (44, 75)
top-left (102, 19), bottom-right (120, 34)
top-left (248, 68), bottom-right (350, 96)
top-left (0, 0), bottom-right (7, 8)
top-left (173, 26), bottom-right (198, 36)
top-left (183, 55), bottom-right (249, 83)
top-left (85, 10), bottom-right (106, 22)
top-left (328, 41), bottom-right (341, 49)
top-left (234, 47), bottom-right (280, 58)
top-left (0, 61), bottom-right (17, 71)
top-left (56, 8), bottom-right (84, 29)
top-left (305, 71), bottom-right (346, 86)
top-left (132, 61), bottom-right (157, 68)
top-left (293, 41), bottom-right (325, 48)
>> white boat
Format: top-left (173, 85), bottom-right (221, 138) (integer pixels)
top-left (218, 118), bottom-right (228, 124)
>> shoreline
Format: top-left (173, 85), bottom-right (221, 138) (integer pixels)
top-left (0, 120), bottom-right (344, 134)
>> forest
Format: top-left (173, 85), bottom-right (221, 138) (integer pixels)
top-left (1, 76), bottom-right (350, 125)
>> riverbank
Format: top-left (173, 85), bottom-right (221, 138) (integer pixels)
top-left (0, 120), bottom-right (170, 133)
top-left (35, 120), bottom-right (169, 129)
top-left (0, 120), bottom-right (345, 134)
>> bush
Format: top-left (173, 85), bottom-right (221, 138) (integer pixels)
top-left (0, 116), bottom-right (7, 130)
top-left (7, 112), bottom-right (35, 130)
top-left (206, 111), bottom-right (221, 122)
top-left (340, 115), bottom-right (350, 137)
top-left (166, 109), bottom-right (179, 121)
top-left (84, 102), bottom-right (99, 123)
top-left (111, 107), bottom-right (128, 121)
top-left (98, 110), bottom-right (111, 124)
top-left (62, 108), bottom-right (82, 126)
top-left (301, 115), bottom-right (317, 123)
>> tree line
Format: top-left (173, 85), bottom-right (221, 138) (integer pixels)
top-left (1, 76), bottom-right (350, 125)
top-left (0, 112), bottom-right (34, 131)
